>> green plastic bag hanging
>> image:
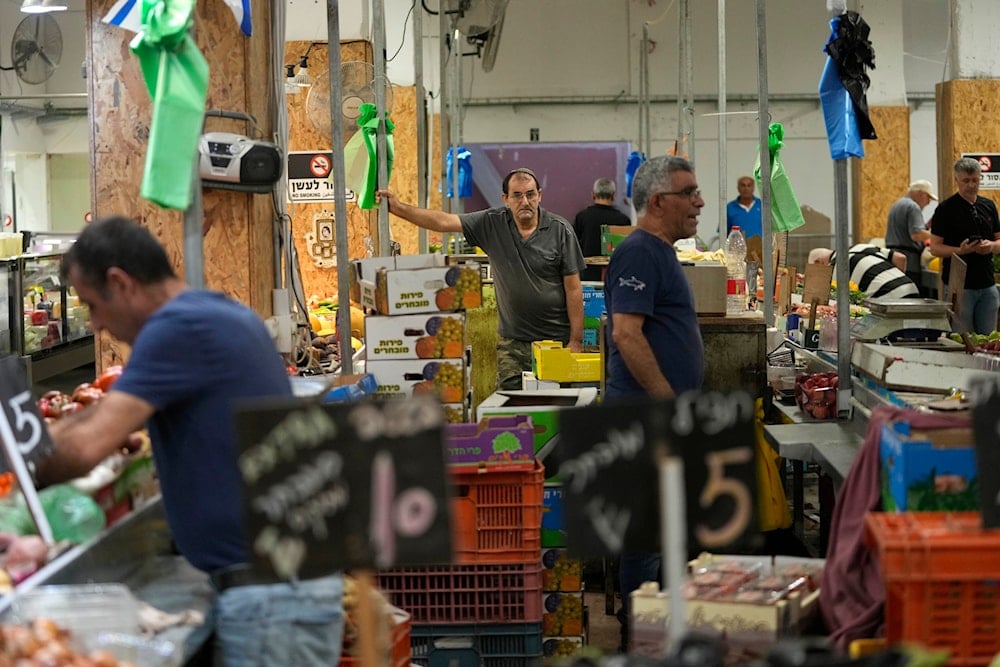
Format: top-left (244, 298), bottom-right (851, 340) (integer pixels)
top-left (130, 0), bottom-right (208, 210)
top-left (341, 103), bottom-right (395, 210)
top-left (754, 122), bottom-right (806, 233)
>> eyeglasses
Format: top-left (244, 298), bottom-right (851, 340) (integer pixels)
top-left (654, 187), bottom-right (702, 201)
top-left (507, 190), bottom-right (539, 202)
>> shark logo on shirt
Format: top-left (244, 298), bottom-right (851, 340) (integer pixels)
top-left (619, 275), bottom-right (646, 291)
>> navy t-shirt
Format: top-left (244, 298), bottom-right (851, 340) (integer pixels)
top-left (604, 229), bottom-right (705, 399)
top-left (113, 291), bottom-right (292, 573)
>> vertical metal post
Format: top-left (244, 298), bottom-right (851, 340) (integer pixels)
top-left (328, 0), bottom-right (353, 375)
top-left (413, 0), bottom-right (428, 252)
top-left (448, 25), bottom-right (463, 252)
top-left (755, 0), bottom-right (773, 326)
top-left (439, 8), bottom-right (452, 251)
top-left (183, 161), bottom-right (204, 288)
top-left (676, 0), bottom-right (688, 156)
top-left (373, 0), bottom-right (390, 257)
top-left (834, 159), bottom-right (852, 414)
top-left (717, 0), bottom-right (727, 247)
top-left (683, 0), bottom-right (694, 165)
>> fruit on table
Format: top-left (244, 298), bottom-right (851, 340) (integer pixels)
top-left (795, 371), bottom-right (838, 419)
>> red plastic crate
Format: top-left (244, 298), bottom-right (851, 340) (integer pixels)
top-left (450, 460), bottom-right (544, 564)
top-left (339, 609), bottom-right (411, 667)
top-left (376, 562), bottom-right (543, 624)
top-left (864, 511), bottom-right (1000, 666)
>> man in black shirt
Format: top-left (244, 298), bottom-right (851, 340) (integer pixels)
top-left (573, 177), bottom-right (631, 282)
top-left (929, 157), bottom-right (1000, 334)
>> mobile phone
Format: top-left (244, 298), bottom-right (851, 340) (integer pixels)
top-left (967, 235), bottom-right (982, 243)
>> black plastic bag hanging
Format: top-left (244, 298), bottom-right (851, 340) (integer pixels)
top-left (824, 10), bottom-right (877, 140)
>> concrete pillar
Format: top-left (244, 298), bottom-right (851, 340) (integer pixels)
top-left (86, 0), bottom-right (276, 370)
top-left (936, 0), bottom-right (1000, 207)
top-left (850, 0), bottom-right (910, 244)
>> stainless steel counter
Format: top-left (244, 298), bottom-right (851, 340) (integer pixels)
top-left (0, 497), bottom-right (214, 664)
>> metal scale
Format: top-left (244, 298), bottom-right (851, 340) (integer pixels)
top-left (849, 298), bottom-right (953, 343)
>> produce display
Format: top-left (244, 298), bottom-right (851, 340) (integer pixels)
top-left (0, 619), bottom-right (139, 666)
top-left (795, 371), bottom-right (838, 420)
top-left (684, 557), bottom-right (821, 604)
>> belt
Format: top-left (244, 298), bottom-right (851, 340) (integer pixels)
top-left (209, 564), bottom-right (264, 592)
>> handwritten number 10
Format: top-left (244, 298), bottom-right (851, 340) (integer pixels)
top-left (695, 446), bottom-right (753, 548)
top-left (2, 391), bottom-right (43, 455)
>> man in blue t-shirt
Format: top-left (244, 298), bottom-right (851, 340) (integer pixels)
top-left (604, 155), bottom-right (706, 651)
top-left (726, 175), bottom-right (762, 240)
top-left (37, 216), bottom-right (344, 667)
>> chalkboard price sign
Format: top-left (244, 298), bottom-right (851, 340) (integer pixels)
top-left (234, 395), bottom-right (452, 581)
top-left (552, 389), bottom-right (758, 559)
top-left (0, 355), bottom-right (55, 473)
top-left (969, 376), bottom-right (1000, 529)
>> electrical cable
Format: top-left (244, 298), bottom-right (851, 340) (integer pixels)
top-left (388, 1), bottom-right (416, 62)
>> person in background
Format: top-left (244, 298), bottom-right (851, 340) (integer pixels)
top-left (36, 216), bottom-right (344, 667)
top-left (573, 177), bottom-right (631, 282)
top-left (929, 157), bottom-right (1000, 335)
top-left (726, 175), bottom-right (762, 240)
top-left (377, 168), bottom-right (585, 390)
top-left (808, 244), bottom-right (920, 301)
top-left (885, 180), bottom-right (936, 296)
top-left (603, 155), bottom-right (706, 651)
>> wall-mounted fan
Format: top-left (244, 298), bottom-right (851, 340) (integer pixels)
top-left (11, 15), bottom-right (62, 85)
top-left (305, 61), bottom-right (394, 143)
top-left (446, 0), bottom-right (509, 72)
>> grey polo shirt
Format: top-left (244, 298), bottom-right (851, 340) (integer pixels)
top-left (460, 206), bottom-right (585, 342)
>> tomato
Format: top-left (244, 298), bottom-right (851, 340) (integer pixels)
top-left (92, 365), bottom-right (123, 392)
top-left (71, 383), bottom-right (103, 405)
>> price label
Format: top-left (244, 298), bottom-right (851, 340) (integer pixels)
top-left (551, 390), bottom-right (758, 559)
top-left (0, 355), bottom-right (55, 471)
top-left (234, 394), bottom-right (451, 582)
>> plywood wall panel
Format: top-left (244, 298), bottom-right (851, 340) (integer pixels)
top-left (285, 41), bottom-right (421, 303)
top-left (852, 106), bottom-right (910, 244)
top-left (87, 0), bottom-right (275, 370)
top-left (936, 80), bottom-right (1000, 209)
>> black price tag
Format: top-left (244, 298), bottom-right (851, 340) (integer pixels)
top-left (551, 389), bottom-right (758, 559)
top-left (970, 376), bottom-right (1000, 528)
top-left (234, 395), bottom-right (452, 582)
top-left (0, 355), bottom-right (55, 473)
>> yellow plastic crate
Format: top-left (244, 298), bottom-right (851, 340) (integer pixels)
top-left (532, 341), bottom-right (602, 383)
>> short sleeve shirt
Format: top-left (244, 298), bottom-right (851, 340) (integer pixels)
top-left (931, 194), bottom-right (1000, 290)
top-left (461, 207), bottom-right (585, 341)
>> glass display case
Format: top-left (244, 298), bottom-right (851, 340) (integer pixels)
top-left (2, 251), bottom-right (94, 381)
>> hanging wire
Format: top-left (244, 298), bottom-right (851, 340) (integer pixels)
top-left (388, 0), bottom-right (417, 62)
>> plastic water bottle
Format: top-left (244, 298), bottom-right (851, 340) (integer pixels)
top-left (725, 226), bottom-right (747, 316)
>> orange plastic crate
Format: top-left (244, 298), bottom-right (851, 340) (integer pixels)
top-left (450, 460), bottom-right (544, 564)
top-left (339, 610), bottom-right (411, 667)
top-left (864, 512), bottom-right (1000, 666)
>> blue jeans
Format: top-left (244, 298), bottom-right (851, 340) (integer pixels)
top-left (962, 286), bottom-right (1000, 335)
top-left (213, 575), bottom-right (344, 667)
top-left (617, 552), bottom-right (661, 652)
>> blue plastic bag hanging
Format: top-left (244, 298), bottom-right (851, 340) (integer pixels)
top-left (625, 150), bottom-right (646, 199)
top-left (818, 12), bottom-right (876, 160)
top-left (445, 146), bottom-right (472, 198)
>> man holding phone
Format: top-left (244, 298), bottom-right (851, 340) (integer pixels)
top-left (929, 157), bottom-right (1000, 334)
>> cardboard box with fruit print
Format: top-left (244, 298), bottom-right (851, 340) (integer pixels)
top-left (365, 313), bottom-right (467, 360)
top-left (350, 254), bottom-right (483, 315)
top-left (367, 358), bottom-right (470, 403)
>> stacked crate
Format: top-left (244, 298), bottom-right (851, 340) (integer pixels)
top-left (377, 443), bottom-right (546, 667)
top-left (353, 254), bottom-right (483, 423)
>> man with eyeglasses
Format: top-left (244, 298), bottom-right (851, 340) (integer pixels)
top-left (929, 157), bottom-right (1000, 334)
top-left (602, 155), bottom-right (706, 651)
top-left (377, 168), bottom-right (585, 390)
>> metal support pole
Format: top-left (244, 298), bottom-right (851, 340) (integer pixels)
top-left (183, 161), bottom-right (204, 289)
top-left (327, 0), bottom-right (353, 375)
top-left (414, 0), bottom-right (428, 252)
top-left (717, 0), bottom-right (727, 247)
top-left (373, 0), bottom-right (391, 257)
top-left (755, 0), bottom-right (774, 326)
top-left (439, 9), bottom-right (452, 252)
top-left (834, 159), bottom-right (852, 415)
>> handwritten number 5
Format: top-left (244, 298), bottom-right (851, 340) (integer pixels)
top-left (695, 446), bottom-right (753, 548)
top-left (6, 391), bottom-right (42, 455)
